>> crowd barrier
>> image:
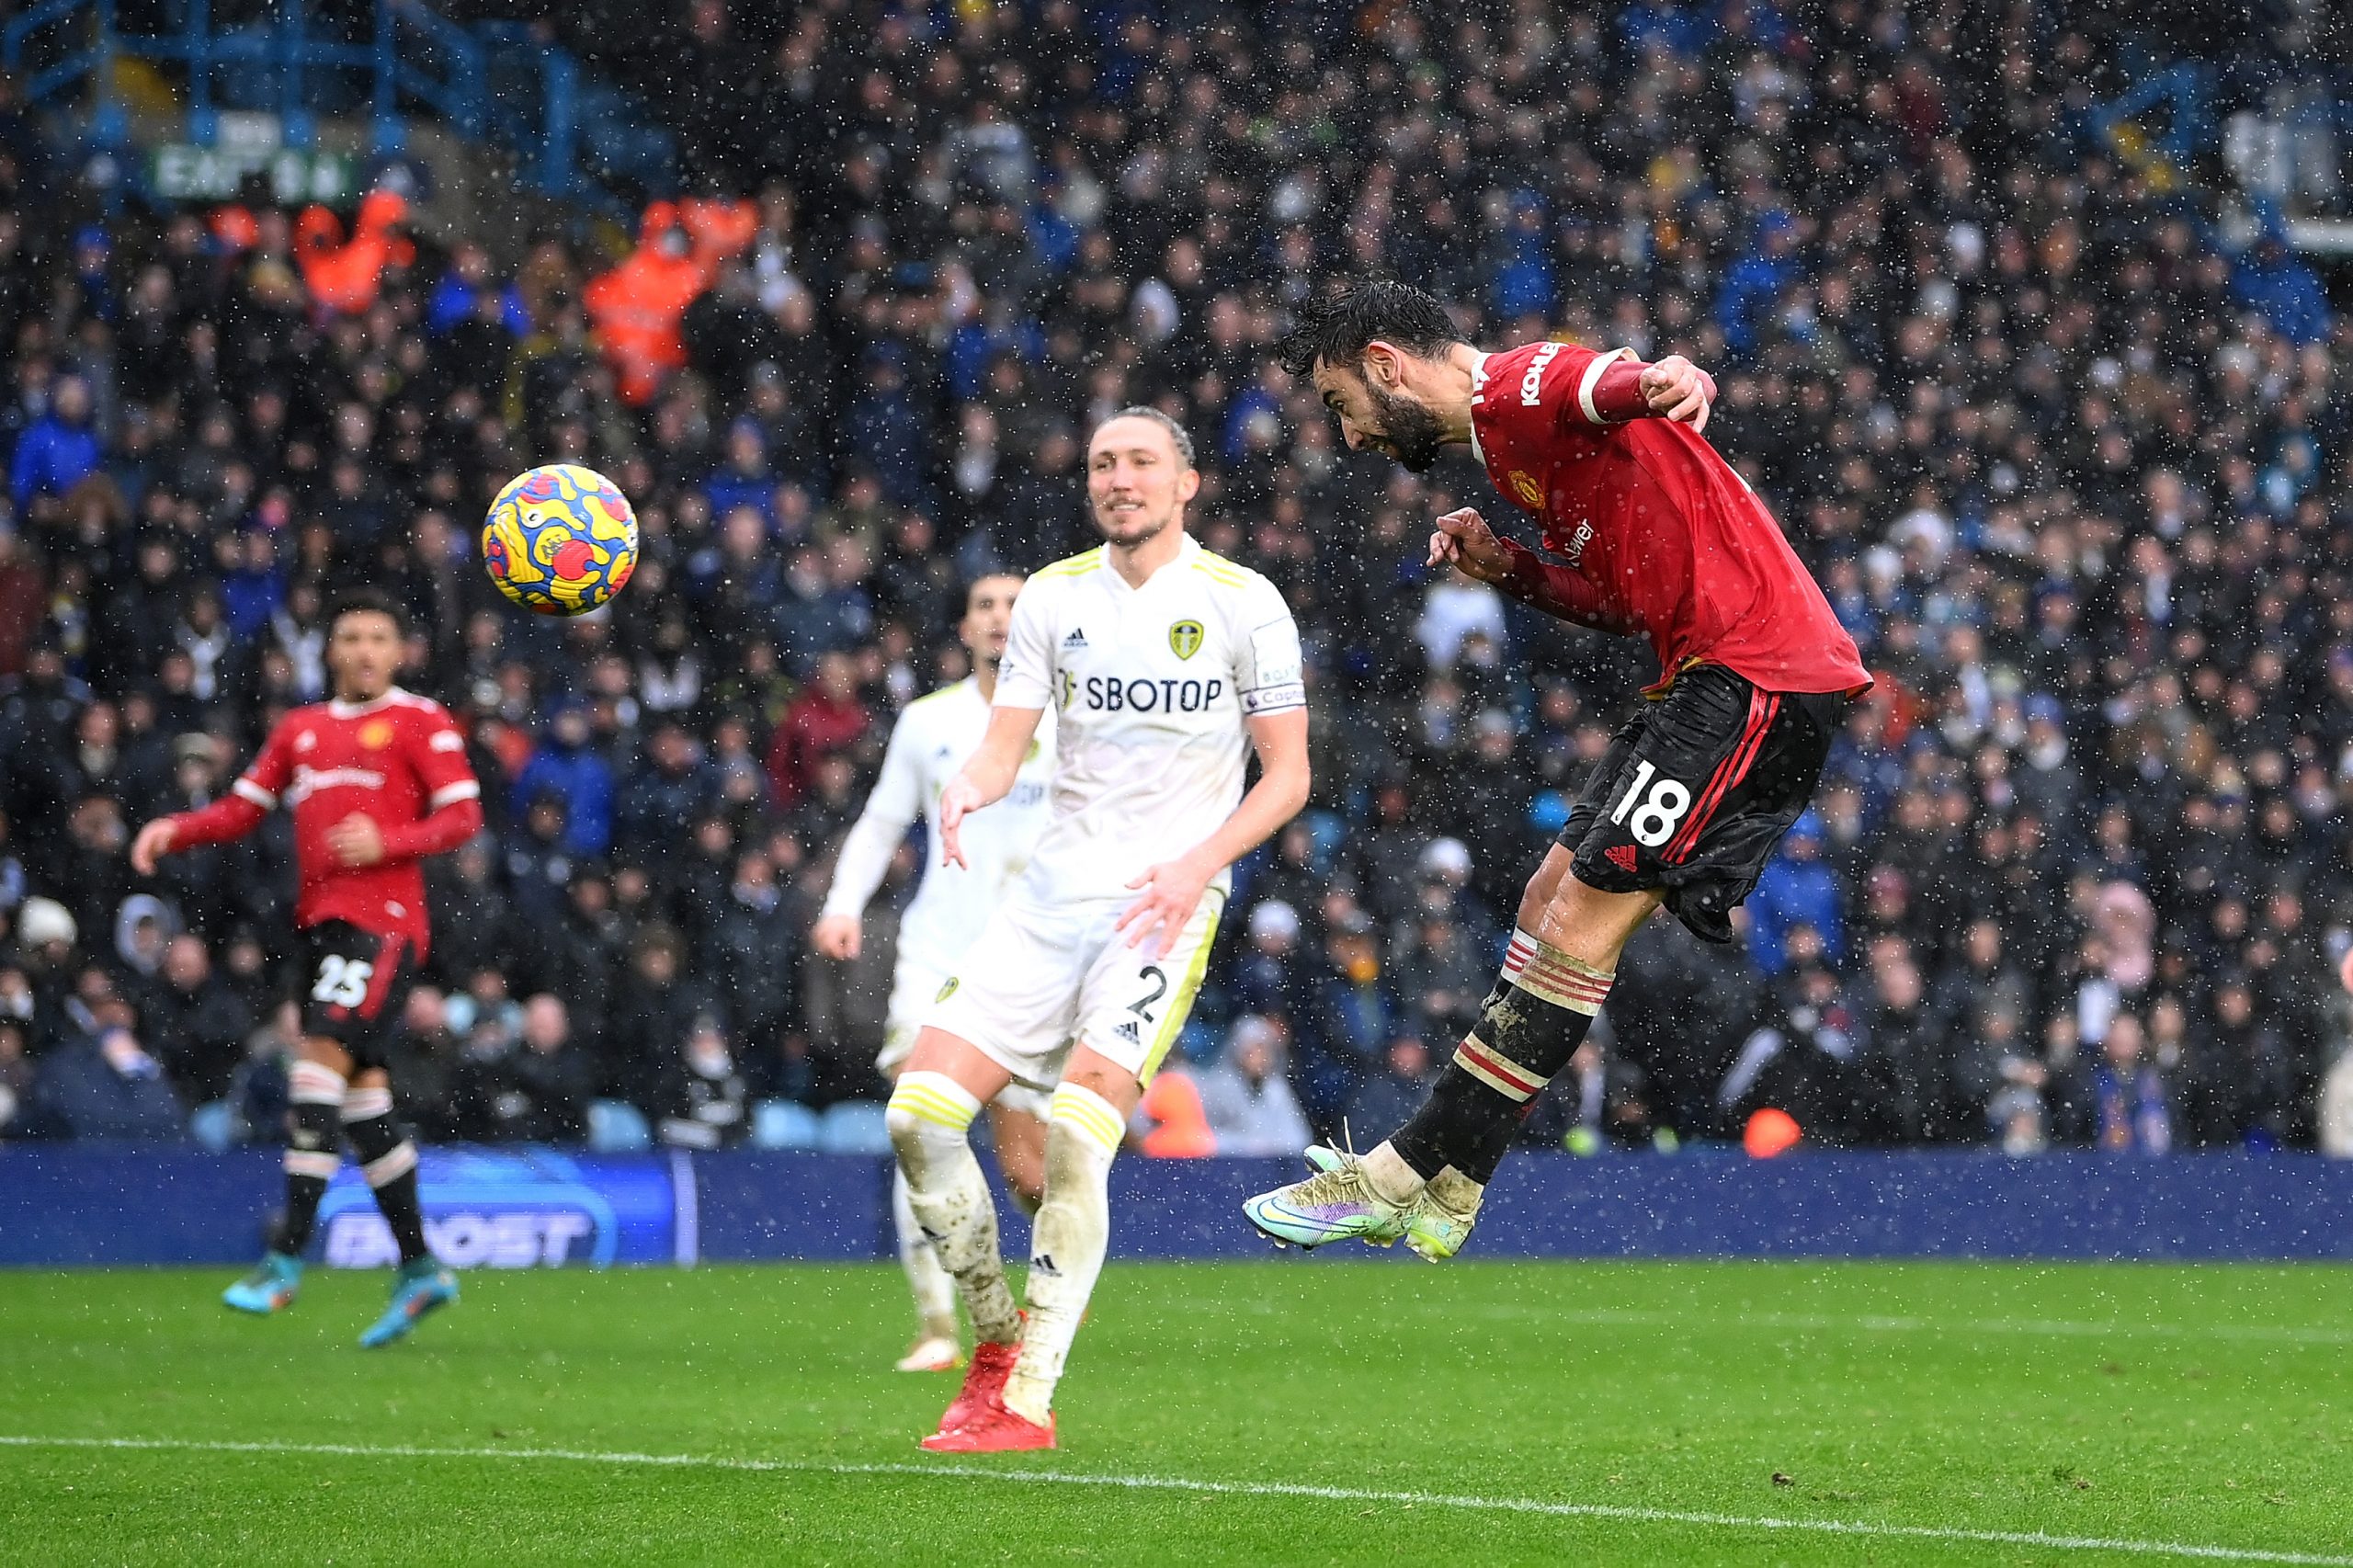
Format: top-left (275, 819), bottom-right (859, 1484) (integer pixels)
top-left (5, 1145), bottom-right (2352, 1268)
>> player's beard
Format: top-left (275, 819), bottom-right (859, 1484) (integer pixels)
top-left (1094, 503), bottom-right (1171, 548)
top-left (1365, 383), bottom-right (1448, 472)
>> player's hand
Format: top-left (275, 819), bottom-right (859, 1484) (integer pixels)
top-left (130, 818), bottom-right (177, 876)
top-left (812, 913), bottom-right (862, 961)
top-left (1427, 507), bottom-right (1513, 584)
top-left (327, 812), bottom-right (386, 868)
top-left (1640, 355), bottom-right (1714, 431)
top-left (1117, 853), bottom-right (1214, 960)
top-left (938, 775), bottom-right (988, 869)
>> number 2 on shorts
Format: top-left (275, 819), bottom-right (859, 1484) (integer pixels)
top-left (1127, 965), bottom-right (1168, 1023)
top-left (1610, 759), bottom-right (1693, 848)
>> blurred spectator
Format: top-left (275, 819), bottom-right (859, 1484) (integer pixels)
top-left (654, 1013), bottom-right (750, 1150)
top-left (1199, 1016), bottom-right (1312, 1157)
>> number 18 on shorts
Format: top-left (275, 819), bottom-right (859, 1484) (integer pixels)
top-left (1562, 666), bottom-right (1845, 942)
top-left (926, 892), bottom-right (1227, 1091)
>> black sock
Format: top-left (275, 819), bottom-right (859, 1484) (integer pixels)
top-left (346, 1109), bottom-right (432, 1266)
top-left (271, 1098), bottom-right (342, 1256)
top-left (1391, 947), bottom-right (1609, 1182)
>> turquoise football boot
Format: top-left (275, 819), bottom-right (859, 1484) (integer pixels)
top-left (222, 1251), bottom-right (303, 1314)
top-left (358, 1258), bottom-right (459, 1348)
top-left (1243, 1146), bottom-right (1412, 1250)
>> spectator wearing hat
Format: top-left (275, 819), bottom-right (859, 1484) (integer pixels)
top-left (1199, 1015), bottom-right (1312, 1157)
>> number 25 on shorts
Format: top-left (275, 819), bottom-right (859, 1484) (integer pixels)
top-left (312, 954), bottom-right (375, 1009)
top-left (1610, 760), bottom-right (1691, 848)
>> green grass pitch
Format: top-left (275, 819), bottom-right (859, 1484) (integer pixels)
top-left (2, 1260), bottom-right (2348, 1565)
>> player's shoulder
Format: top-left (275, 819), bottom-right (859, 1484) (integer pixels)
top-left (1028, 545), bottom-right (1108, 584)
top-left (1475, 338), bottom-right (1604, 415)
top-left (899, 679), bottom-right (977, 726)
top-left (1187, 545), bottom-right (1289, 616)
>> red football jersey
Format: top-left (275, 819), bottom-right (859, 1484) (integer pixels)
top-left (170, 688), bottom-right (482, 954)
top-left (1471, 340), bottom-right (1870, 696)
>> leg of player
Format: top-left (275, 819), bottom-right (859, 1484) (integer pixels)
top-left (346, 1066), bottom-right (459, 1348)
top-left (884, 1028), bottom-right (1022, 1430)
top-left (924, 1048), bottom-right (1131, 1454)
top-left (995, 1051), bottom-right (1129, 1426)
top-left (1245, 855), bottom-right (1657, 1260)
top-left (222, 1037), bottom-right (351, 1315)
top-left (988, 1099), bottom-right (1048, 1216)
top-left (883, 1057), bottom-right (965, 1374)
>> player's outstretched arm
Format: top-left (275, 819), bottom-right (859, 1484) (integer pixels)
top-left (815, 708), bottom-right (932, 959)
top-left (1118, 706), bottom-right (1310, 960)
top-left (938, 704), bottom-right (1045, 870)
top-left (131, 790), bottom-right (269, 872)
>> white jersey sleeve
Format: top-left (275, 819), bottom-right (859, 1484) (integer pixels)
top-left (818, 702), bottom-right (928, 922)
top-left (1231, 574), bottom-right (1306, 716)
top-left (995, 581), bottom-right (1058, 711)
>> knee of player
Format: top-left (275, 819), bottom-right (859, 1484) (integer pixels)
top-left (885, 1071), bottom-right (983, 1165)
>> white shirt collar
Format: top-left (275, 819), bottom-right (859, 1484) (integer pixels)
top-left (327, 687), bottom-right (405, 720)
top-left (1467, 352), bottom-right (1490, 467)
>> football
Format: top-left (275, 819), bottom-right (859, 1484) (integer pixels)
top-left (482, 463), bottom-right (640, 616)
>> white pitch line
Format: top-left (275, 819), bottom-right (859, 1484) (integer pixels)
top-left (1, 1434), bottom-right (2346, 1566)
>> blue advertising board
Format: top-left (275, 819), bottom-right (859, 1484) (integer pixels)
top-left (11, 1147), bottom-right (2353, 1267)
top-left (313, 1148), bottom-right (689, 1269)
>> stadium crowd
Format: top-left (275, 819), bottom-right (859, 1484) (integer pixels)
top-left (4, 1), bottom-right (2353, 1157)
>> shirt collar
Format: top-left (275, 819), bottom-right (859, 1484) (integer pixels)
top-left (327, 687), bottom-right (404, 720)
top-left (1467, 352), bottom-right (1490, 467)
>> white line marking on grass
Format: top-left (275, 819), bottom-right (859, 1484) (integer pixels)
top-left (2, 1434), bottom-right (2346, 1565)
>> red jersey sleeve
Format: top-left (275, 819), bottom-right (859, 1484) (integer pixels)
top-left (165, 721), bottom-right (294, 846)
top-left (374, 706), bottom-right (483, 862)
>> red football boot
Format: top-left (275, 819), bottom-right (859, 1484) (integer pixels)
top-left (919, 1397), bottom-right (1055, 1453)
top-left (931, 1336), bottom-right (1020, 1437)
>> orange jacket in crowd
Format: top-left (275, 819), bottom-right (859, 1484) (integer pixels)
top-left (1137, 1070), bottom-right (1214, 1158)
top-left (584, 199), bottom-right (756, 404)
top-left (294, 189), bottom-right (414, 316)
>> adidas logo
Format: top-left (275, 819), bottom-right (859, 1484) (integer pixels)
top-left (1063, 628), bottom-right (1088, 649)
top-left (1605, 844), bottom-right (1641, 874)
top-left (1031, 1253), bottom-right (1061, 1277)
top-left (1115, 1020), bottom-right (1142, 1044)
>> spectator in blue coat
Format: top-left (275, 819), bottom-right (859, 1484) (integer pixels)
top-left (11, 377), bottom-right (101, 513)
top-left (26, 1017), bottom-right (186, 1140)
top-left (1746, 812), bottom-right (1845, 976)
top-left (511, 703), bottom-right (617, 859)
top-left (1715, 210), bottom-right (1802, 360)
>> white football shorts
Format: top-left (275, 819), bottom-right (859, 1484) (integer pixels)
top-left (926, 890), bottom-right (1225, 1092)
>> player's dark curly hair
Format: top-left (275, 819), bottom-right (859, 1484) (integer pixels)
top-left (328, 586), bottom-right (412, 638)
top-left (1278, 279), bottom-right (1464, 377)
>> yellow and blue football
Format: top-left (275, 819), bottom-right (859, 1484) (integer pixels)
top-left (483, 463), bottom-right (639, 617)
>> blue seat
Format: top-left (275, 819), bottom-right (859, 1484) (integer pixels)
top-left (586, 1099), bottom-right (653, 1153)
top-left (752, 1100), bottom-right (822, 1151)
top-left (816, 1100), bottom-right (893, 1155)
top-left (189, 1100), bottom-right (239, 1153)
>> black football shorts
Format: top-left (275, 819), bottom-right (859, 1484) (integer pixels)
top-left (292, 919), bottom-right (418, 1068)
top-left (1560, 665), bottom-right (1848, 943)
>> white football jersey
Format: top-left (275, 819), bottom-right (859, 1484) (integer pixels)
top-left (820, 677), bottom-right (1055, 970)
top-left (995, 535), bottom-right (1305, 903)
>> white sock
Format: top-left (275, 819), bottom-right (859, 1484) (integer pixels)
top-left (892, 1164), bottom-right (958, 1340)
top-left (1002, 1083), bottom-right (1122, 1425)
top-left (1361, 1141), bottom-right (1426, 1205)
top-left (885, 1073), bottom-right (1020, 1345)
